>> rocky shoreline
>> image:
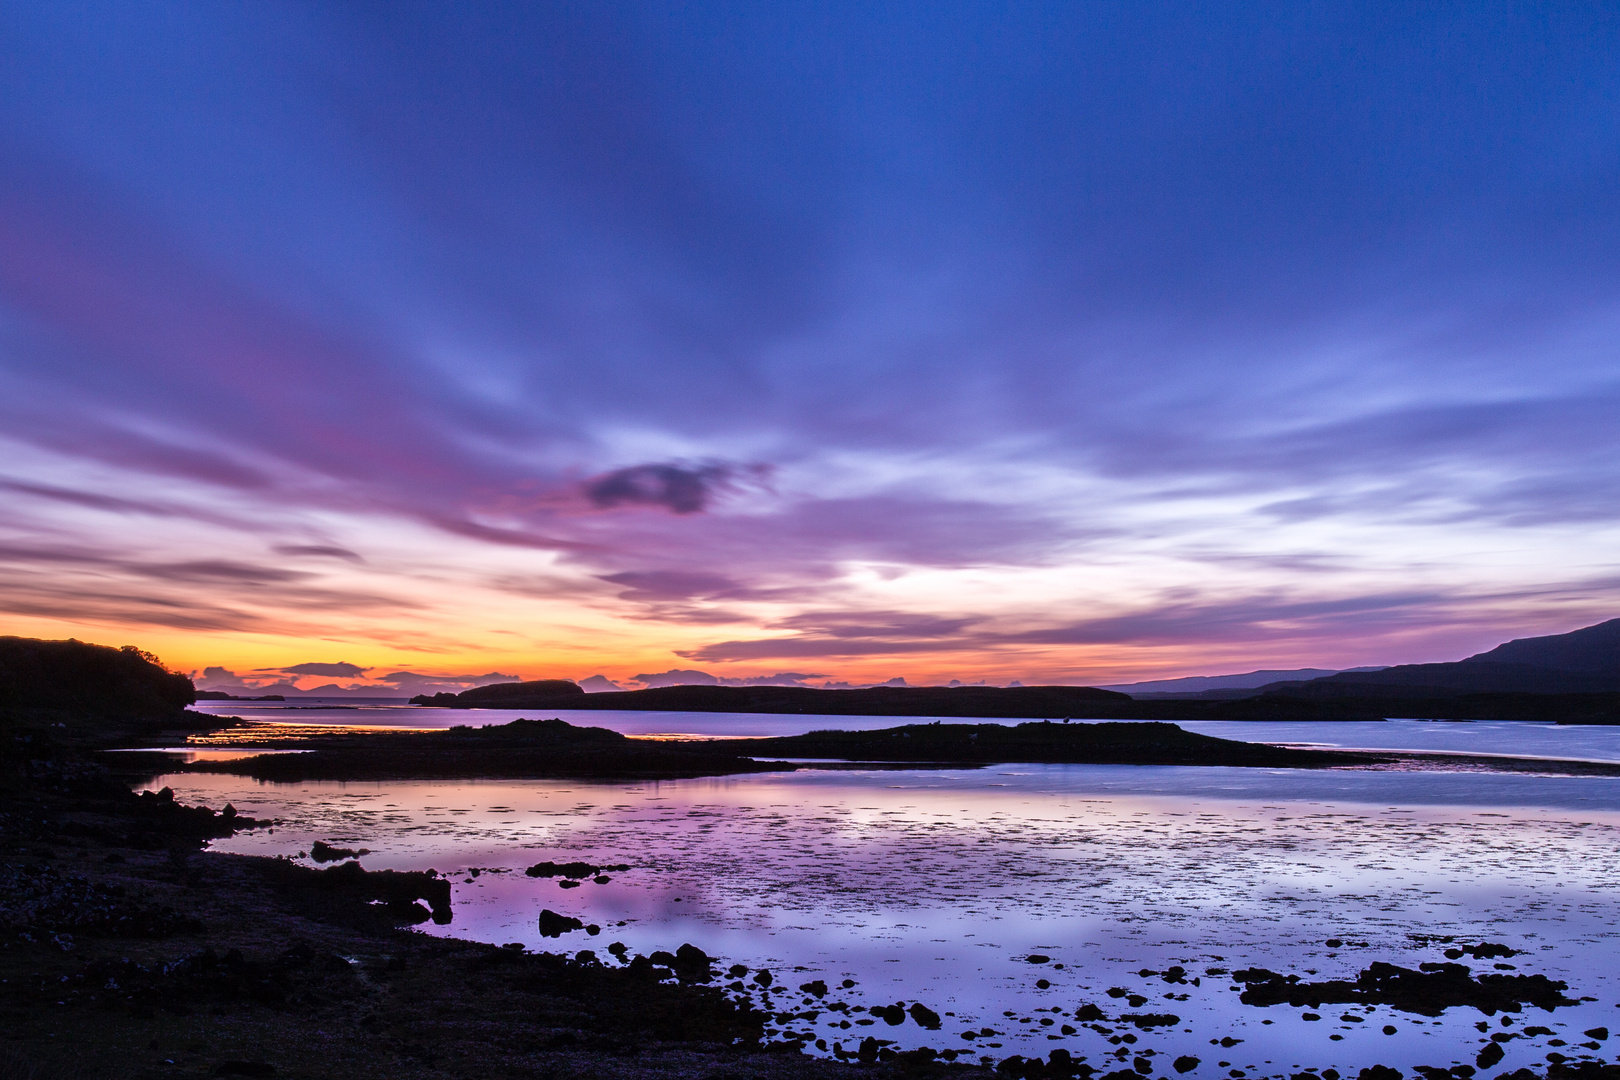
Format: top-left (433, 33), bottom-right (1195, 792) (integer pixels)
top-left (0, 750), bottom-right (978, 1079)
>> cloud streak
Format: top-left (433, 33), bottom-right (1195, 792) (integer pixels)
top-left (2, 5), bottom-right (1618, 681)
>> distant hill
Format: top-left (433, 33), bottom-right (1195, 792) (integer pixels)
top-left (1265, 619), bottom-right (1620, 699)
top-left (411, 681), bottom-right (1130, 718)
top-left (1102, 667), bottom-right (1385, 698)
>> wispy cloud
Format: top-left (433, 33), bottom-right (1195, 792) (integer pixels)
top-left (3, 5), bottom-right (1619, 679)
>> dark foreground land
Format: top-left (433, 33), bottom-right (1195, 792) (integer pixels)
top-left (0, 730), bottom-right (983, 1079)
top-left (8, 636), bottom-right (1620, 1079)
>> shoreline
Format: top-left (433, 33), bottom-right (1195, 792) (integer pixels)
top-left (7, 708), bottom-right (1620, 1079)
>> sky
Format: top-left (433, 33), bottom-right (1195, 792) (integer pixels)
top-left (3, 2), bottom-right (1620, 692)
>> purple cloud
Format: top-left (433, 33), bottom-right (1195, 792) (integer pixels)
top-left (3, 4), bottom-right (1620, 677)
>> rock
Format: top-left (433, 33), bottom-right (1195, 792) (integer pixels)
top-left (538, 909), bottom-right (584, 937)
top-left (908, 1002), bottom-right (942, 1029)
top-left (309, 840), bottom-right (369, 863)
top-left (1120, 1013), bottom-right (1180, 1029)
top-left (1233, 961), bottom-right (1577, 1016)
top-left (1075, 1003), bottom-right (1105, 1021)
top-left (1028, 954), bottom-right (1051, 964)
top-left (1476, 1042), bottom-right (1504, 1069)
top-left (800, 979), bottom-right (828, 997)
top-left (264, 859), bottom-right (452, 924)
top-left (1174, 1056), bottom-right (1200, 1073)
top-left (870, 1003), bottom-right (906, 1025)
top-left (672, 943), bottom-right (713, 981)
top-left (525, 860), bottom-right (630, 879)
top-left (1358, 1068), bottom-right (1402, 1080)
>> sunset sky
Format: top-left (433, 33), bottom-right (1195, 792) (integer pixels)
top-left (4, 4), bottom-right (1620, 691)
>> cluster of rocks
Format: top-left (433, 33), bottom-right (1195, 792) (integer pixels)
top-left (0, 858), bottom-right (202, 941)
top-left (1232, 959), bottom-right (1579, 1015)
top-left (66, 942), bottom-right (360, 1018)
top-left (260, 858), bottom-right (453, 925)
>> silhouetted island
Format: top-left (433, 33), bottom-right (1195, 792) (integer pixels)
top-left (411, 676), bottom-right (1620, 724)
top-left (186, 716), bottom-right (1371, 783)
top-left (718, 720), bottom-right (1365, 767)
top-left (412, 680), bottom-right (1137, 716)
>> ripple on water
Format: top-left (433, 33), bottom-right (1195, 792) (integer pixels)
top-left (151, 763), bottom-right (1620, 1073)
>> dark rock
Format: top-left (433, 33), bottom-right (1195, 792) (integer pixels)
top-left (870, 1003), bottom-right (906, 1025)
top-left (1174, 1057), bottom-right (1200, 1073)
top-left (1120, 1013), bottom-right (1179, 1029)
top-left (1358, 1068), bottom-right (1402, 1080)
top-left (265, 859), bottom-right (451, 924)
top-left (526, 861), bottom-right (601, 878)
top-left (1233, 961), bottom-right (1578, 1016)
top-left (538, 909), bottom-right (584, 938)
top-left (671, 943), bottom-right (713, 981)
top-left (309, 840), bottom-right (369, 863)
top-left (1476, 1042), bottom-right (1505, 1068)
top-left (1445, 942), bottom-right (1520, 961)
top-left (908, 1002), bottom-right (942, 1029)
top-left (799, 979), bottom-right (827, 997)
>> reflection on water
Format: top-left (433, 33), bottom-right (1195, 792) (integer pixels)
top-left (151, 763), bottom-right (1620, 1073)
top-left (189, 701), bottom-right (1620, 763)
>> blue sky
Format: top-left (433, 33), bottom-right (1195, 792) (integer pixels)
top-left (2, 2), bottom-right (1619, 685)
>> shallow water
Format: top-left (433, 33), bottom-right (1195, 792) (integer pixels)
top-left (152, 758), bottom-right (1620, 1075)
top-left (190, 701), bottom-right (1620, 764)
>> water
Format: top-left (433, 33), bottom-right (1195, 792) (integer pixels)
top-left (149, 716), bottom-right (1620, 1074)
top-left (191, 700), bottom-right (1620, 762)
top-left (188, 698), bottom-right (1001, 738)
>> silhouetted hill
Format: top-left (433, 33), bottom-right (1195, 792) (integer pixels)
top-left (412, 679), bottom-right (583, 706)
top-left (1261, 619), bottom-right (1620, 699)
top-left (0, 636), bottom-right (195, 719)
top-left (1465, 618), bottom-right (1620, 672)
top-left (410, 682), bottom-right (1131, 718)
top-left (725, 720), bottom-right (1366, 767)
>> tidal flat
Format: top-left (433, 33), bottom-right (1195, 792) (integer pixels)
top-left (153, 737), bottom-right (1620, 1078)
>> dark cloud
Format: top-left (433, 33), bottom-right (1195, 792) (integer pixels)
top-left (627, 668), bottom-right (825, 688)
top-left (273, 544), bottom-right (364, 562)
top-left (599, 571), bottom-right (741, 601)
top-left (680, 590), bottom-right (1462, 663)
top-left (629, 668), bottom-right (721, 688)
top-left (771, 611), bottom-right (982, 640)
top-left (582, 463), bottom-right (744, 515)
top-left (132, 560), bottom-right (311, 584)
top-left (260, 662), bottom-right (369, 677)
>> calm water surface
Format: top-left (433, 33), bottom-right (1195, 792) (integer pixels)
top-left (152, 715), bottom-right (1620, 1075)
